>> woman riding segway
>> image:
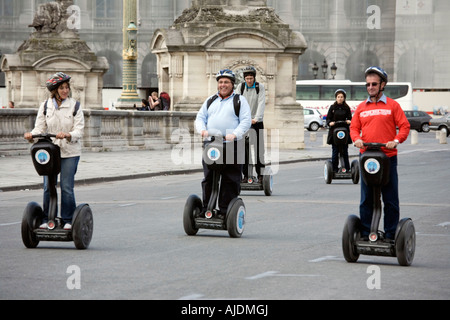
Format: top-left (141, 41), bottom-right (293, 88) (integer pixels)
top-left (324, 89), bottom-right (359, 184)
top-left (22, 72), bottom-right (93, 249)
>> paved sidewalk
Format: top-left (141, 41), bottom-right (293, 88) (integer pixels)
top-left (0, 132), bottom-right (341, 191)
top-left (1, 130), bottom-right (447, 192)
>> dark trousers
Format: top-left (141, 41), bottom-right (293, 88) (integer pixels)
top-left (243, 122), bottom-right (266, 178)
top-left (359, 156), bottom-right (399, 239)
top-left (331, 143), bottom-right (350, 172)
top-left (201, 142), bottom-right (243, 213)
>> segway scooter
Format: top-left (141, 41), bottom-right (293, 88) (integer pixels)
top-left (324, 121), bottom-right (359, 184)
top-left (21, 134), bottom-right (93, 250)
top-left (241, 137), bottom-right (273, 196)
top-left (183, 136), bottom-right (246, 238)
top-left (342, 143), bottom-right (416, 266)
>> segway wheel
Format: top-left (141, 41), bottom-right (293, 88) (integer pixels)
top-left (183, 195), bottom-right (201, 236)
top-left (351, 160), bottom-right (360, 184)
top-left (342, 215), bottom-right (361, 263)
top-left (72, 204), bottom-right (94, 250)
top-left (21, 202), bottom-right (43, 249)
top-left (324, 160), bottom-right (333, 184)
top-left (395, 218), bottom-right (416, 266)
top-left (226, 198), bottom-right (246, 238)
top-left (263, 174), bottom-right (273, 196)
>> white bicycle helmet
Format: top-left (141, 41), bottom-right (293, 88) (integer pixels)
top-left (335, 89), bottom-right (347, 99)
top-left (365, 66), bottom-right (388, 84)
top-left (215, 69), bottom-right (236, 83)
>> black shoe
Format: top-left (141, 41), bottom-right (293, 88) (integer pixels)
top-left (215, 209), bottom-right (226, 220)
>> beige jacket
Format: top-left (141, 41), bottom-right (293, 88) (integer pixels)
top-left (31, 98), bottom-right (85, 158)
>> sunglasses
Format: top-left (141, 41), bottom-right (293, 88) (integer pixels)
top-left (366, 82), bottom-right (380, 87)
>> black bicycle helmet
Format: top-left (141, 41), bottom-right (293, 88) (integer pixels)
top-left (46, 72), bottom-right (71, 92)
top-left (365, 66), bottom-right (388, 84)
top-left (216, 69), bottom-right (236, 83)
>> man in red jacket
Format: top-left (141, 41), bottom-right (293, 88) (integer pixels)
top-left (350, 66), bottom-right (410, 241)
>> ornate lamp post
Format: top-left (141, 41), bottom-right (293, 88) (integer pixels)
top-left (321, 59), bottom-right (328, 79)
top-left (312, 62), bottom-right (319, 79)
top-left (331, 62), bottom-right (338, 80)
top-left (117, 0), bottom-right (141, 109)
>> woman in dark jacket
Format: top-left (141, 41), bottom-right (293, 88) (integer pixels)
top-left (326, 89), bottom-right (353, 172)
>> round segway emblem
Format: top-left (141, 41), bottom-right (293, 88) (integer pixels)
top-left (207, 147), bottom-right (221, 162)
top-left (237, 207), bottom-right (245, 234)
top-left (364, 158), bottom-right (380, 174)
top-left (35, 150), bottom-right (51, 165)
top-left (337, 131), bottom-right (346, 140)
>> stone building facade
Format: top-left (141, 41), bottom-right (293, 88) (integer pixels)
top-left (1, 0), bottom-right (449, 97)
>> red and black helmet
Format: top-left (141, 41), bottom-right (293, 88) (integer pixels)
top-left (46, 72), bottom-right (71, 92)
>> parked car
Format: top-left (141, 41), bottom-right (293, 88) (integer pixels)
top-left (429, 114), bottom-right (450, 137)
top-left (404, 110), bottom-right (432, 132)
top-left (304, 108), bottom-right (323, 131)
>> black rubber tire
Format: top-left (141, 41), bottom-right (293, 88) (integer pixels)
top-left (21, 202), bottom-right (43, 249)
top-left (183, 195), bottom-right (201, 236)
top-left (324, 160), bottom-right (333, 184)
top-left (351, 160), bottom-right (360, 184)
top-left (72, 204), bottom-right (94, 250)
top-left (395, 218), bottom-right (416, 266)
top-left (226, 198), bottom-right (246, 238)
top-left (342, 215), bottom-right (361, 263)
top-left (263, 174), bottom-right (273, 196)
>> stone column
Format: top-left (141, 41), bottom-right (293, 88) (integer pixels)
top-left (117, 0), bottom-right (141, 109)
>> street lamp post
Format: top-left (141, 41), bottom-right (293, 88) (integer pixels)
top-left (331, 62), bottom-right (338, 80)
top-left (321, 59), bottom-right (328, 79)
top-left (117, 0), bottom-right (141, 109)
top-left (312, 62), bottom-right (319, 79)
top-left (312, 60), bottom-right (338, 80)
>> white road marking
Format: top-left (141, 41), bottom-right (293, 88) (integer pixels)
top-left (309, 256), bottom-right (344, 263)
top-left (246, 271), bottom-right (321, 280)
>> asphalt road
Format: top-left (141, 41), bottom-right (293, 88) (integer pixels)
top-left (1, 138), bottom-right (449, 303)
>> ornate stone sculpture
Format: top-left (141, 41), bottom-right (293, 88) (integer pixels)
top-left (29, 0), bottom-right (72, 34)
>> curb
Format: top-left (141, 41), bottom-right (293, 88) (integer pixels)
top-left (0, 156), bottom-right (340, 193)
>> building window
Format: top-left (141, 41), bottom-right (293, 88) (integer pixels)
top-left (96, 0), bottom-right (116, 19)
top-left (0, 0), bottom-right (14, 16)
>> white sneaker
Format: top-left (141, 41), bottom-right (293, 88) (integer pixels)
top-left (63, 223), bottom-right (72, 230)
top-left (39, 223), bottom-right (48, 229)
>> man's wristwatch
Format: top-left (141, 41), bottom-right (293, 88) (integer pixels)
top-left (394, 139), bottom-right (399, 144)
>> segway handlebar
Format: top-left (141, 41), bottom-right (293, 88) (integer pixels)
top-left (32, 134), bottom-right (57, 139)
top-left (334, 120), bottom-right (350, 124)
top-left (363, 142), bottom-right (387, 148)
top-left (363, 142), bottom-right (398, 150)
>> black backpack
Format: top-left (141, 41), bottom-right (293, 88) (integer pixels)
top-left (206, 94), bottom-right (241, 117)
top-left (43, 100), bottom-right (80, 117)
top-left (240, 82), bottom-right (260, 95)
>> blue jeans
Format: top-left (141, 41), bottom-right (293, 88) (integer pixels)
top-left (360, 155), bottom-right (399, 239)
top-left (43, 156), bottom-right (80, 224)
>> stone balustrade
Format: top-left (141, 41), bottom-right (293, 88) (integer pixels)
top-left (0, 109), bottom-right (197, 156)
